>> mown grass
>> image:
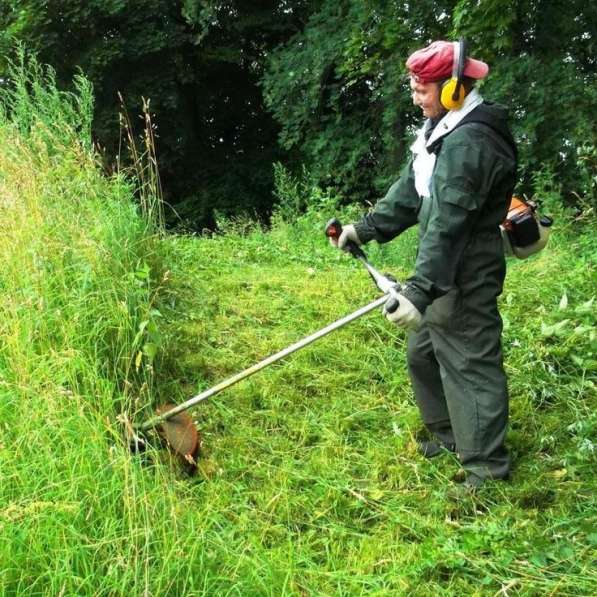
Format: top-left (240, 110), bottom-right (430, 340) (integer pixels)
top-left (0, 58), bottom-right (595, 596)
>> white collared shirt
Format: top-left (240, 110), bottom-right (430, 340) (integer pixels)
top-left (411, 89), bottom-right (484, 198)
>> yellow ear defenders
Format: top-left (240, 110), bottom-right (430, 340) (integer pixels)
top-left (440, 39), bottom-right (467, 110)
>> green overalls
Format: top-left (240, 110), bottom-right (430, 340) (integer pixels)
top-left (355, 102), bottom-right (517, 480)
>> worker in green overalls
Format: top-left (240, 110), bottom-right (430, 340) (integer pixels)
top-left (331, 40), bottom-right (517, 493)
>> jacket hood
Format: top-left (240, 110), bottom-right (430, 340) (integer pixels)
top-left (428, 100), bottom-right (517, 161)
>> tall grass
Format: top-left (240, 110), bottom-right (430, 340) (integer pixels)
top-left (0, 55), bottom-right (595, 595)
top-left (0, 54), bottom-right (193, 595)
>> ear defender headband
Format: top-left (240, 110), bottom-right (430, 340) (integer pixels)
top-left (440, 39), bottom-right (467, 110)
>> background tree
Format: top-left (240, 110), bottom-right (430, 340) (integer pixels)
top-left (452, 0), bottom-right (596, 205)
top-left (0, 0), bottom-right (309, 228)
top-left (262, 0), bottom-right (458, 204)
top-left (263, 0), bottom-right (596, 206)
top-left (1, 0), bottom-right (595, 226)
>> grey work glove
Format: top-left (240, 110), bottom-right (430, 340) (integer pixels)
top-left (383, 293), bottom-right (422, 330)
top-left (328, 224), bottom-right (362, 251)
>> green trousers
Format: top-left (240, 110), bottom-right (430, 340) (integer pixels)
top-left (406, 238), bottom-right (510, 480)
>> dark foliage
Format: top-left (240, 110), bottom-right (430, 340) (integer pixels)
top-left (1, 1), bottom-right (595, 226)
top-left (263, 0), bottom-right (596, 207)
top-left (0, 0), bottom-right (310, 228)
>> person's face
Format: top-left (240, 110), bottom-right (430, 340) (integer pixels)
top-left (410, 77), bottom-right (445, 120)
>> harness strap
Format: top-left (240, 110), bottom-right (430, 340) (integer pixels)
top-left (428, 105), bottom-right (518, 167)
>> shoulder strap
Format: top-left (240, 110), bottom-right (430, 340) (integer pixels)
top-left (428, 105), bottom-right (518, 165)
top-left (456, 112), bottom-right (518, 163)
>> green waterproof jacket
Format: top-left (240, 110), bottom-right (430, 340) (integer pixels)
top-left (354, 102), bottom-right (517, 314)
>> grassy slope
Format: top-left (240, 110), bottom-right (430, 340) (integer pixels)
top-left (0, 65), bottom-right (595, 596)
top-left (153, 216), bottom-right (596, 596)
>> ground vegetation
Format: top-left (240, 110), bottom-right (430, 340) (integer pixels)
top-left (0, 58), bottom-right (595, 595)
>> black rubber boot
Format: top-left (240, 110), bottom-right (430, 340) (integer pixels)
top-left (447, 473), bottom-right (486, 501)
top-left (417, 440), bottom-right (456, 459)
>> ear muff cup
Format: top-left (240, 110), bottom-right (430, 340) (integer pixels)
top-left (440, 78), bottom-right (465, 110)
top-left (440, 39), bottom-right (467, 110)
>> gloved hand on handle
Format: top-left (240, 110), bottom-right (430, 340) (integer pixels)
top-left (383, 293), bottom-right (422, 330)
top-left (328, 224), bottom-right (362, 251)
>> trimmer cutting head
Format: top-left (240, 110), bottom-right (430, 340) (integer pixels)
top-left (154, 403), bottom-right (200, 465)
top-left (122, 404), bottom-right (200, 470)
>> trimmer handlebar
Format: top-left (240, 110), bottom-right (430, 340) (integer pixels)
top-left (325, 218), bottom-right (368, 261)
top-left (325, 217), bottom-right (401, 310)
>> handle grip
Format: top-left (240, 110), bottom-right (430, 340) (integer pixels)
top-left (384, 296), bottom-right (400, 314)
top-left (325, 217), bottom-right (367, 260)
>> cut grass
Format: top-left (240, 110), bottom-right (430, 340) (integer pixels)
top-left (151, 226), bottom-right (595, 596)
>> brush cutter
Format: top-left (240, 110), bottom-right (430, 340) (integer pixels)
top-left (128, 219), bottom-right (401, 462)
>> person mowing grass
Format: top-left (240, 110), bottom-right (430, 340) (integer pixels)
top-left (330, 40), bottom-right (517, 494)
